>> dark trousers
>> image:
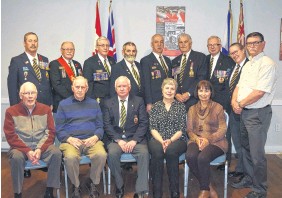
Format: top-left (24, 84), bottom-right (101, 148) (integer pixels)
top-left (148, 139), bottom-right (187, 198)
top-left (186, 142), bottom-right (223, 190)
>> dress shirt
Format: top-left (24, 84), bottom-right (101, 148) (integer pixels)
top-left (210, 52), bottom-right (220, 78)
top-left (98, 53), bottom-right (111, 73)
top-left (118, 96), bottom-right (129, 126)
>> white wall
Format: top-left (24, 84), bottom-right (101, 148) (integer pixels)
top-left (1, 0), bottom-right (282, 152)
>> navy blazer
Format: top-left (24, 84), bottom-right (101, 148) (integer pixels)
top-left (49, 58), bottom-right (83, 112)
top-left (140, 52), bottom-right (172, 104)
top-left (172, 50), bottom-right (207, 110)
top-left (110, 59), bottom-right (144, 99)
top-left (207, 52), bottom-right (235, 114)
top-left (83, 54), bottom-right (116, 99)
top-left (103, 95), bottom-right (148, 145)
top-left (7, 52), bottom-right (52, 106)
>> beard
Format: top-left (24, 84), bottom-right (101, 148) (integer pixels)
top-left (124, 54), bottom-right (136, 63)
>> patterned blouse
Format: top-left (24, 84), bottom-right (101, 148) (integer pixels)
top-left (149, 100), bottom-right (187, 141)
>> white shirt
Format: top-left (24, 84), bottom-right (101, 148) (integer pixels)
top-left (124, 59), bottom-right (140, 84)
top-left (152, 52), bottom-right (168, 71)
top-left (26, 52), bottom-right (38, 65)
top-left (229, 58), bottom-right (246, 84)
top-left (63, 57), bottom-right (76, 76)
top-left (98, 53), bottom-right (111, 73)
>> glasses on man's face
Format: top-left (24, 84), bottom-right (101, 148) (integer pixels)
top-left (97, 44), bottom-right (110, 48)
top-left (246, 41), bottom-right (262, 47)
top-left (207, 44), bottom-right (221, 48)
top-left (74, 86), bottom-right (87, 90)
top-left (229, 50), bottom-right (239, 57)
top-left (62, 48), bottom-right (75, 52)
top-left (22, 91), bottom-right (37, 96)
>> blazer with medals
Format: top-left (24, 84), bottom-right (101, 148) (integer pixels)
top-left (49, 57), bottom-right (83, 112)
top-left (110, 59), bottom-right (144, 99)
top-left (140, 52), bottom-right (172, 105)
top-left (83, 54), bottom-right (116, 100)
top-left (103, 95), bottom-right (148, 145)
top-left (207, 52), bottom-right (235, 114)
top-left (7, 52), bottom-right (52, 106)
top-left (172, 50), bottom-right (207, 110)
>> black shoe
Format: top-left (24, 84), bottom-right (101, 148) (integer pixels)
top-left (14, 193), bottom-right (22, 198)
top-left (115, 185), bottom-right (124, 198)
top-left (24, 170), bottom-right (31, 178)
top-left (228, 171), bottom-right (244, 178)
top-left (216, 164), bottom-right (225, 171)
top-left (44, 187), bottom-right (54, 198)
top-left (121, 162), bottom-right (133, 171)
top-left (244, 191), bottom-right (266, 198)
top-left (71, 185), bottom-right (81, 198)
top-left (171, 192), bottom-right (180, 198)
top-left (133, 192), bottom-right (144, 198)
top-left (89, 183), bottom-right (99, 198)
top-left (231, 175), bottom-right (252, 189)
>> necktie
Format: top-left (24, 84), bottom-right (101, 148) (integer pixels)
top-left (229, 64), bottom-right (240, 92)
top-left (120, 100), bottom-right (126, 128)
top-left (179, 54), bottom-right (187, 83)
top-left (159, 55), bottom-right (168, 77)
top-left (131, 64), bottom-right (141, 88)
top-left (210, 57), bottom-right (214, 78)
top-left (32, 58), bottom-right (41, 81)
top-left (69, 61), bottom-right (76, 76)
top-left (104, 59), bottom-right (111, 76)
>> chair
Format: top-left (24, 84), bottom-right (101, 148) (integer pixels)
top-left (25, 160), bottom-right (60, 198)
top-left (178, 153), bottom-right (189, 198)
top-left (63, 155), bottom-right (106, 198)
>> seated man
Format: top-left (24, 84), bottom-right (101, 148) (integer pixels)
top-left (56, 76), bottom-right (107, 198)
top-left (3, 82), bottom-right (61, 198)
top-left (103, 76), bottom-right (149, 198)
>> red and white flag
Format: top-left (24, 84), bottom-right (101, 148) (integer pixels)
top-left (107, 0), bottom-right (117, 61)
top-left (237, 0), bottom-right (245, 46)
top-left (93, 0), bottom-right (102, 55)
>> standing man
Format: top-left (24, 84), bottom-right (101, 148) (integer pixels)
top-left (227, 43), bottom-right (249, 179)
top-left (103, 76), bottom-right (149, 198)
top-left (83, 36), bottom-right (116, 108)
top-left (3, 82), bottom-right (61, 198)
top-left (172, 33), bottom-right (207, 111)
top-left (56, 76), bottom-right (107, 198)
top-left (110, 42), bottom-right (144, 99)
top-left (49, 41), bottom-right (83, 113)
top-left (140, 34), bottom-right (172, 112)
top-left (231, 32), bottom-right (277, 198)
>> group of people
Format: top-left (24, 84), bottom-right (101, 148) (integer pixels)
top-left (4, 31), bottom-right (277, 198)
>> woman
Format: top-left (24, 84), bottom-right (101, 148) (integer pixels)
top-left (148, 78), bottom-right (187, 198)
top-left (186, 80), bottom-right (227, 198)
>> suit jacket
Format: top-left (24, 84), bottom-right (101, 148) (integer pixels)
top-left (103, 95), bottom-right (148, 145)
top-left (140, 52), bottom-right (172, 104)
top-left (172, 50), bottom-right (207, 110)
top-left (110, 59), bottom-right (144, 99)
top-left (83, 54), bottom-right (116, 99)
top-left (7, 52), bottom-right (52, 106)
top-left (49, 58), bottom-right (83, 112)
top-left (207, 52), bottom-right (235, 114)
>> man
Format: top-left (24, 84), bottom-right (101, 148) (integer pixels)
top-left (7, 32), bottom-right (53, 178)
top-left (231, 32), bottom-right (277, 198)
top-left (172, 33), bottom-right (207, 111)
top-left (49, 41), bottom-right (83, 113)
top-left (56, 76), bottom-right (107, 198)
top-left (227, 43), bottom-right (249, 179)
top-left (103, 76), bottom-right (149, 198)
top-left (3, 82), bottom-right (61, 198)
top-left (110, 42), bottom-right (144, 99)
top-left (140, 34), bottom-right (172, 112)
top-left (83, 36), bottom-right (116, 108)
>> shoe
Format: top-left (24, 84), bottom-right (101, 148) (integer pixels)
top-left (133, 192), bottom-right (144, 198)
top-left (244, 191), bottom-right (266, 198)
top-left (216, 164), bottom-right (225, 171)
top-left (115, 185), bottom-right (124, 198)
top-left (24, 170), bottom-right (31, 178)
top-left (171, 192), bottom-right (180, 198)
top-left (71, 186), bottom-right (81, 198)
top-left (89, 183), bottom-right (99, 198)
top-left (121, 162), bottom-right (133, 171)
top-left (198, 190), bottom-right (210, 198)
top-left (14, 193), bottom-right (22, 198)
top-left (39, 167), bottom-right (48, 172)
top-left (228, 171), bottom-right (244, 178)
top-left (209, 184), bottom-right (218, 198)
top-left (231, 175), bottom-right (252, 189)
top-left (44, 187), bottom-right (54, 198)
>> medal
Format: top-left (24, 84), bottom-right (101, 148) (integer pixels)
top-left (189, 62), bottom-right (194, 77)
top-left (219, 77), bottom-right (224, 83)
top-left (24, 71), bottom-right (28, 80)
top-left (134, 115), bottom-right (138, 124)
top-left (96, 98), bottom-right (100, 104)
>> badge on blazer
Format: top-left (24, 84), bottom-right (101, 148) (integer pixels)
top-left (215, 70), bottom-right (227, 83)
top-left (152, 66), bottom-right (157, 69)
top-left (189, 61), bottom-right (194, 77)
top-left (24, 71), bottom-right (28, 80)
top-left (46, 71), bottom-right (49, 79)
top-left (96, 98), bottom-right (100, 104)
top-left (134, 115), bottom-right (138, 124)
top-left (61, 69), bottom-right (66, 78)
top-left (25, 61), bottom-right (29, 64)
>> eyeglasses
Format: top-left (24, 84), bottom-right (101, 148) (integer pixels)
top-left (22, 91), bottom-right (37, 96)
top-left (62, 48), bottom-right (75, 51)
top-left (178, 40), bottom-right (190, 45)
top-left (246, 41), bottom-right (263, 47)
top-left (97, 44), bottom-right (110, 48)
top-left (229, 50), bottom-right (239, 56)
top-left (74, 86), bottom-right (87, 90)
top-left (207, 44), bottom-right (221, 48)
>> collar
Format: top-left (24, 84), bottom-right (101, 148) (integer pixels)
top-left (124, 59), bottom-right (135, 67)
top-left (183, 49), bottom-right (192, 58)
top-left (238, 57), bottom-right (247, 67)
top-left (211, 52), bottom-right (220, 60)
top-left (71, 95), bottom-right (87, 102)
top-left (249, 52), bottom-right (265, 62)
top-left (98, 53), bottom-right (107, 62)
top-left (25, 52), bottom-right (38, 61)
top-left (118, 95), bottom-right (129, 102)
top-left (62, 56), bottom-right (72, 64)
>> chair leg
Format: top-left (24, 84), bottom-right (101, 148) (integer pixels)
top-left (56, 188), bottom-right (60, 198)
top-left (102, 167), bottom-right (106, 195)
top-left (64, 164), bottom-right (69, 198)
top-left (107, 166), bottom-right (111, 194)
top-left (184, 160), bottom-right (189, 198)
top-left (224, 161), bottom-right (228, 198)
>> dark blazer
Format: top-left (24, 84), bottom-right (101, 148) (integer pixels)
top-left (49, 58), bottom-right (83, 112)
top-left (172, 50), bottom-right (207, 110)
top-left (207, 52), bottom-right (235, 114)
top-left (110, 59), bottom-right (144, 99)
top-left (140, 52), bottom-right (172, 104)
top-left (103, 95), bottom-right (148, 145)
top-left (7, 52), bottom-right (52, 106)
top-left (83, 54), bottom-right (116, 100)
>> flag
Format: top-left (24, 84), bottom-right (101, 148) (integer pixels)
top-left (222, 0), bottom-right (233, 55)
top-left (93, 0), bottom-right (102, 55)
top-left (107, 0), bottom-right (117, 61)
top-left (237, 0), bottom-right (245, 46)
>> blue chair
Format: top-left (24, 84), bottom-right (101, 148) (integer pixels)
top-left (25, 160), bottom-right (60, 198)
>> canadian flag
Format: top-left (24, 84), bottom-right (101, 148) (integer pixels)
top-left (237, 0), bottom-right (245, 46)
top-left (93, 0), bottom-right (102, 55)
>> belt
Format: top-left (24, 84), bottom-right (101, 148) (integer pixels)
top-left (243, 105), bottom-right (270, 111)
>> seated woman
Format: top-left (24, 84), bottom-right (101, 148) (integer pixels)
top-left (186, 80), bottom-right (227, 198)
top-left (148, 78), bottom-right (187, 198)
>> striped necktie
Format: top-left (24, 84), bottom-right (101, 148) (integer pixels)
top-left (210, 57), bottom-right (214, 78)
top-left (131, 64), bottom-right (141, 88)
top-left (179, 54), bottom-right (187, 83)
top-left (120, 100), bottom-right (126, 128)
top-left (229, 64), bottom-right (240, 92)
top-left (69, 61), bottom-right (76, 76)
top-left (104, 59), bottom-right (111, 76)
top-left (32, 58), bottom-right (41, 81)
top-left (159, 55), bottom-right (168, 77)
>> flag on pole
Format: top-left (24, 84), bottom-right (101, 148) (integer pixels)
top-left (222, 0), bottom-right (233, 55)
top-left (237, 0), bottom-right (245, 46)
top-left (93, 0), bottom-right (102, 55)
top-left (107, 0), bottom-right (117, 61)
